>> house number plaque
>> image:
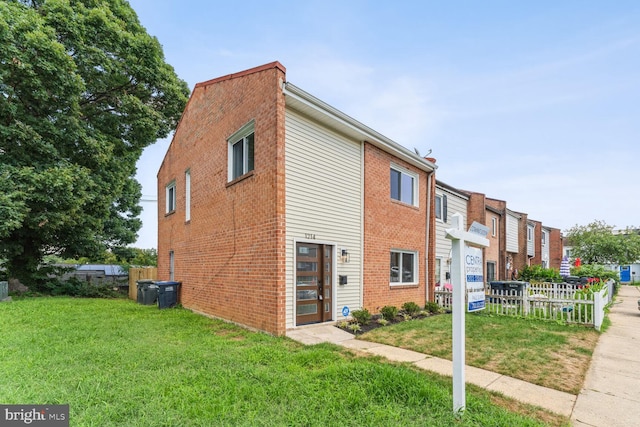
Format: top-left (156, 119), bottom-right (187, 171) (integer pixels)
top-left (304, 233), bottom-right (316, 239)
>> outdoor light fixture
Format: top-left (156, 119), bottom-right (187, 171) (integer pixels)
top-left (340, 249), bottom-right (350, 263)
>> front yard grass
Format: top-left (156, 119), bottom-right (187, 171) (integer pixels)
top-left (359, 310), bottom-right (600, 394)
top-left (0, 297), bottom-right (569, 426)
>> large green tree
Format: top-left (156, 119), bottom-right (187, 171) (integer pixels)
top-left (564, 220), bottom-right (640, 265)
top-left (0, 0), bottom-right (189, 284)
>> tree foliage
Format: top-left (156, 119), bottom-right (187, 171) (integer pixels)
top-left (0, 0), bottom-right (189, 284)
top-left (564, 220), bottom-right (640, 265)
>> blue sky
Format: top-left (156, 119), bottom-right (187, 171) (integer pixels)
top-left (128, 0), bottom-right (640, 249)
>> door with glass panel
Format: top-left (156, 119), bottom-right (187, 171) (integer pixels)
top-left (296, 243), bottom-right (333, 325)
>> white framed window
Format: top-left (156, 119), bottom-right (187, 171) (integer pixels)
top-left (527, 225), bottom-right (534, 241)
top-left (165, 181), bottom-right (176, 214)
top-left (390, 164), bottom-right (418, 206)
top-left (435, 194), bottom-right (447, 222)
top-left (390, 249), bottom-right (418, 285)
top-left (491, 217), bottom-right (497, 237)
top-left (541, 231), bottom-right (547, 246)
top-left (185, 169), bottom-right (191, 221)
top-left (228, 121), bottom-right (255, 181)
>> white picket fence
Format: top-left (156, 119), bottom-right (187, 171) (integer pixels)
top-left (434, 280), bottom-right (614, 330)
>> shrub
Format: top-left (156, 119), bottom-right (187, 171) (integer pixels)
top-left (376, 318), bottom-right (389, 326)
top-left (348, 323), bottom-right (362, 333)
top-left (401, 301), bottom-right (421, 317)
top-left (350, 308), bottom-right (371, 325)
top-left (379, 305), bottom-right (398, 321)
top-left (424, 301), bottom-right (441, 314)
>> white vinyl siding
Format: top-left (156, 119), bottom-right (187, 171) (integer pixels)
top-left (506, 213), bottom-right (519, 253)
top-left (541, 228), bottom-right (550, 266)
top-left (285, 109), bottom-right (362, 329)
top-left (434, 185), bottom-right (468, 267)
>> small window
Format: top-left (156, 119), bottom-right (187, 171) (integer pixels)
top-left (435, 194), bottom-right (447, 222)
top-left (185, 169), bottom-right (191, 221)
top-left (166, 181), bottom-right (176, 214)
top-left (228, 121), bottom-right (255, 181)
top-left (390, 165), bottom-right (418, 206)
top-left (486, 261), bottom-right (496, 282)
top-left (491, 217), bottom-right (497, 237)
top-left (390, 250), bottom-right (418, 284)
top-left (541, 231), bottom-right (546, 245)
top-left (528, 226), bottom-right (533, 241)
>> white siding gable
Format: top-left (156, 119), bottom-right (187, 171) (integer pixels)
top-left (284, 109), bottom-right (363, 329)
top-left (506, 213), bottom-right (519, 253)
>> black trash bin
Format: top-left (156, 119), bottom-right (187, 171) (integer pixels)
top-left (489, 281), bottom-right (528, 303)
top-left (156, 281), bottom-right (181, 309)
top-left (136, 280), bottom-right (157, 305)
top-left (489, 281), bottom-right (505, 303)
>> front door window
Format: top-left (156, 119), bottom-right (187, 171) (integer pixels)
top-left (296, 243), bottom-right (332, 325)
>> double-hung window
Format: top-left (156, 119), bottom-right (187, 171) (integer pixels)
top-left (166, 181), bottom-right (176, 214)
top-left (390, 164), bottom-right (418, 206)
top-left (228, 121), bottom-right (255, 181)
top-left (390, 249), bottom-right (417, 285)
top-left (435, 194), bottom-right (447, 222)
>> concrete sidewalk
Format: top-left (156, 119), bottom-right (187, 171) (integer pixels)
top-left (572, 285), bottom-right (640, 427)
top-left (287, 321), bottom-right (576, 417)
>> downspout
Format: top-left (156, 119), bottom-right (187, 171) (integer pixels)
top-left (425, 169), bottom-right (434, 303)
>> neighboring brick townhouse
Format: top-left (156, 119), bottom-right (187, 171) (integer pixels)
top-left (157, 62), bottom-right (438, 335)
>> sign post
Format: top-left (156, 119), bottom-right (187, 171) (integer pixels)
top-left (445, 213), bottom-right (489, 414)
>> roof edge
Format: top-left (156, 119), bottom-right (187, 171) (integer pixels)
top-left (195, 61), bottom-right (286, 89)
top-left (282, 82), bottom-right (437, 173)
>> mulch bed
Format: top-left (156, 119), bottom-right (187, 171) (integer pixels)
top-left (336, 311), bottom-right (450, 335)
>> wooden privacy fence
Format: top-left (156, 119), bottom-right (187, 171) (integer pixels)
top-left (128, 267), bottom-right (158, 300)
top-left (435, 281), bottom-right (613, 330)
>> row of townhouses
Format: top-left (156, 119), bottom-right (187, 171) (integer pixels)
top-left (157, 62), bottom-right (563, 335)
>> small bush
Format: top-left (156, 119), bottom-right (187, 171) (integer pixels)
top-left (424, 301), bottom-right (441, 314)
top-left (380, 305), bottom-right (398, 321)
top-left (348, 323), bottom-right (362, 333)
top-left (350, 308), bottom-right (371, 325)
top-left (376, 318), bottom-right (389, 326)
top-left (401, 301), bottom-right (421, 317)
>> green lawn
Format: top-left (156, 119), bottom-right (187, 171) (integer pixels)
top-left (0, 298), bottom-right (568, 426)
top-left (359, 310), bottom-right (600, 394)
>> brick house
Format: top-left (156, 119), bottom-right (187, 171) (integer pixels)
top-left (157, 62), bottom-right (437, 335)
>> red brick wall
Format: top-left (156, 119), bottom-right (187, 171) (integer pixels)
top-left (362, 143), bottom-right (429, 312)
top-left (157, 63), bottom-right (287, 335)
top-left (549, 228), bottom-right (563, 270)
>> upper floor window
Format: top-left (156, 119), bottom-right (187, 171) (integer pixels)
top-left (166, 180), bottom-right (176, 214)
top-left (542, 231), bottom-right (546, 245)
top-left (491, 217), bottom-right (497, 237)
top-left (390, 164), bottom-right (418, 206)
top-left (228, 121), bottom-right (255, 181)
top-left (527, 226), bottom-right (534, 241)
top-left (435, 194), bottom-right (447, 222)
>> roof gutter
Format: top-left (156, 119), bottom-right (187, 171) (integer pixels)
top-left (282, 82), bottom-right (437, 173)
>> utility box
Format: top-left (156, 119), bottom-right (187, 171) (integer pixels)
top-left (0, 281), bottom-right (8, 300)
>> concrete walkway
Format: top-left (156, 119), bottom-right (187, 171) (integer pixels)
top-left (572, 285), bottom-right (640, 427)
top-left (287, 321), bottom-right (576, 417)
top-left (288, 286), bottom-right (640, 424)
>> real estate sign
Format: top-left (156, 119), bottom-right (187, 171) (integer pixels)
top-left (465, 245), bottom-right (485, 312)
